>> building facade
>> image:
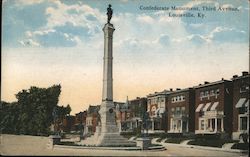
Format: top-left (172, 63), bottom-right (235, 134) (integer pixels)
top-left (194, 79), bottom-right (233, 135)
top-left (116, 97), bottom-right (147, 133)
top-left (147, 90), bottom-right (170, 133)
top-left (75, 111), bottom-right (87, 134)
top-left (85, 105), bottom-right (100, 135)
top-left (232, 72), bottom-right (249, 140)
top-left (167, 88), bottom-right (195, 134)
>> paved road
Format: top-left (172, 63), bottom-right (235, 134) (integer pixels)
top-left (0, 134), bottom-right (248, 156)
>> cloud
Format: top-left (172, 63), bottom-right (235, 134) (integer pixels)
top-left (45, 0), bottom-right (105, 29)
top-left (187, 34), bottom-right (208, 45)
top-left (137, 15), bottom-right (154, 24)
top-left (15, 0), bottom-right (44, 6)
top-left (208, 27), bottom-right (247, 43)
top-left (19, 39), bottom-right (40, 47)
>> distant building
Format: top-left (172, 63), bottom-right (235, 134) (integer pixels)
top-left (75, 111), bottom-right (87, 133)
top-left (167, 88), bottom-right (195, 134)
top-left (194, 79), bottom-right (233, 135)
top-left (61, 115), bottom-right (76, 133)
top-left (85, 105), bottom-right (100, 135)
top-left (231, 72), bottom-right (249, 140)
top-left (147, 90), bottom-right (171, 133)
top-left (115, 97), bottom-right (147, 133)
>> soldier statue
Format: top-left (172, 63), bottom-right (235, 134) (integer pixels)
top-left (107, 4), bottom-right (113, 23)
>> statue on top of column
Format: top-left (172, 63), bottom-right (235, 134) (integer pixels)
top-left (107, 4), bottom-right (113, 23)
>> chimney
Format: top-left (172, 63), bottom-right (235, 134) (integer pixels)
top-left (242, 71), bottom-right (248, 76)
top-left (199, 84), bottom-right (202, 86)
top-left (233, 75), bottom-right (238, 78)
top-left (204, 81), bottom-right (209, 84)
top-left (170, 88), bottom-right (173, 91)
top-left (221, 78), bottom-right (224, 80)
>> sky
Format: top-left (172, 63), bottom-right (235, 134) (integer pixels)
top-left (1, 0), bottom-right (249, 114)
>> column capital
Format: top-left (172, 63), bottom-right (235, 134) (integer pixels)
top-left (103, 23), bottom-right (115, 33)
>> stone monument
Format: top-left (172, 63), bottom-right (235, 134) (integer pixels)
top-left (79, 4), bottom-right (136, 147)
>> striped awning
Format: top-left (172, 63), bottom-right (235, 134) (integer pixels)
top-left (195, 104), bottom-right (204, 112)
top-left (210, 102), bottom-right (219, 110)
top-left (202, 102), bottom-right (211, 111)
top-left (235, 98), bottom-right (246, 108)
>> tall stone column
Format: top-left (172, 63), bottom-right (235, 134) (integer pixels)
top-left (102, 23), bottom-right (115, 102)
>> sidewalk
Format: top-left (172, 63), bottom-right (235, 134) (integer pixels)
top-left (151, 138), bottom-right (248, 153)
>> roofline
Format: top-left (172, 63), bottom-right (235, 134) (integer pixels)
top-left (168, 88), bottom-right (194, 94)
top-left (193, 79), bottom-right (231, 89)
top-left (231, 74), bottom-right (250, 81)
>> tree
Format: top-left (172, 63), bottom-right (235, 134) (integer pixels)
top-left (0, 84), bottom-right (71, 136)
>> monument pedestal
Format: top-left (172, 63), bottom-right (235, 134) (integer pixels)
top-left (95, 101), bottom-right (135, 146)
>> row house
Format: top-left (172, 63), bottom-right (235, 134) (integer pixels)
top-left (147, 90), bottom-right (170, 133)
top-left (232, 72), bottom-right (249, 140)
top-left (115, 97), bottom-right (147, 132)
top-left (194, 79), bottom-right (233, 135)
top-left (61, 115), bottom-right (76, 133)
top-left (167, 88), bottom-right (195, 134)
top-left (85, 105), bottom-right (100, 135)
top-left (75, 111), bottom-right (87, 133)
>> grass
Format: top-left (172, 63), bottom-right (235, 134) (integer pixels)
top-left (165, 137), bottom-right (189, 144)
top-left (59, 141), bottom-right (81, 146)
top-left (231, 143), bottom-right (249, 150)
top-left (187, 138), bottom-right (237, 148)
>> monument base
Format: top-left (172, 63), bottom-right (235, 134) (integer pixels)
top-left (78, 132), bottom-right (136, 147)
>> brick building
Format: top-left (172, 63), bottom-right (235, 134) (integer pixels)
top-left (115, 97), bottom-right (147, 133)
top-left (147, 90), bottom-right (171, 133)
top-left (85, 105), bottom-right (100, 135)
top-left (75, 111), bottom-right (87, 133)
top-left (167, 88), bottom-right (195, 134)
top-left (231, 71), bottom-right (249, 140)
top-left (194, 79), bottom-right (233, 136)
top-left (61, 115), bottom-right (76, 133)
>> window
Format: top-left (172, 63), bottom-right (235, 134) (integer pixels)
top-left (210, 90), bottom-right (214, 96)
top-left (183, 96), bottom-right (185, 101)
top-left (205, 91), bottom-right (208, 96)
top-left (181, 107), bottom-right (185, 114)
top-left (201, 120), bottom-right (204, 130)
top-left (172, 98), bottom-right (175, 103)
top-left (181, 107), bottom-right (185, 111)
top-left (176, 107), bottom-right (180, 114)
top-left (216, 89), bottom-right (220, 95)
top-left (179, 96), bottom-right (182, 101)
top-left (171, 108), bottom-right (175, 113)
top-left (200, 92), bottom-right (204, 97)
top-left (240, 85), bottom-right (249, 93)
top-left (240, 117), bottom-right (248, 130)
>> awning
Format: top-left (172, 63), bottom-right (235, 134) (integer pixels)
top-left (235, 98), bottom-right (246, 108)
top-left (195, 104), bottom-right (204, 112)
top-left (210, 102), bottom-right (219, 110)
top-left (202, 102), bottom-right (211, 111)
top-left (244, 99), bottom-right (249, 107)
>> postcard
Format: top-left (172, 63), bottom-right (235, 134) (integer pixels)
top-left (1, 0), bottom-right (249, 156)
